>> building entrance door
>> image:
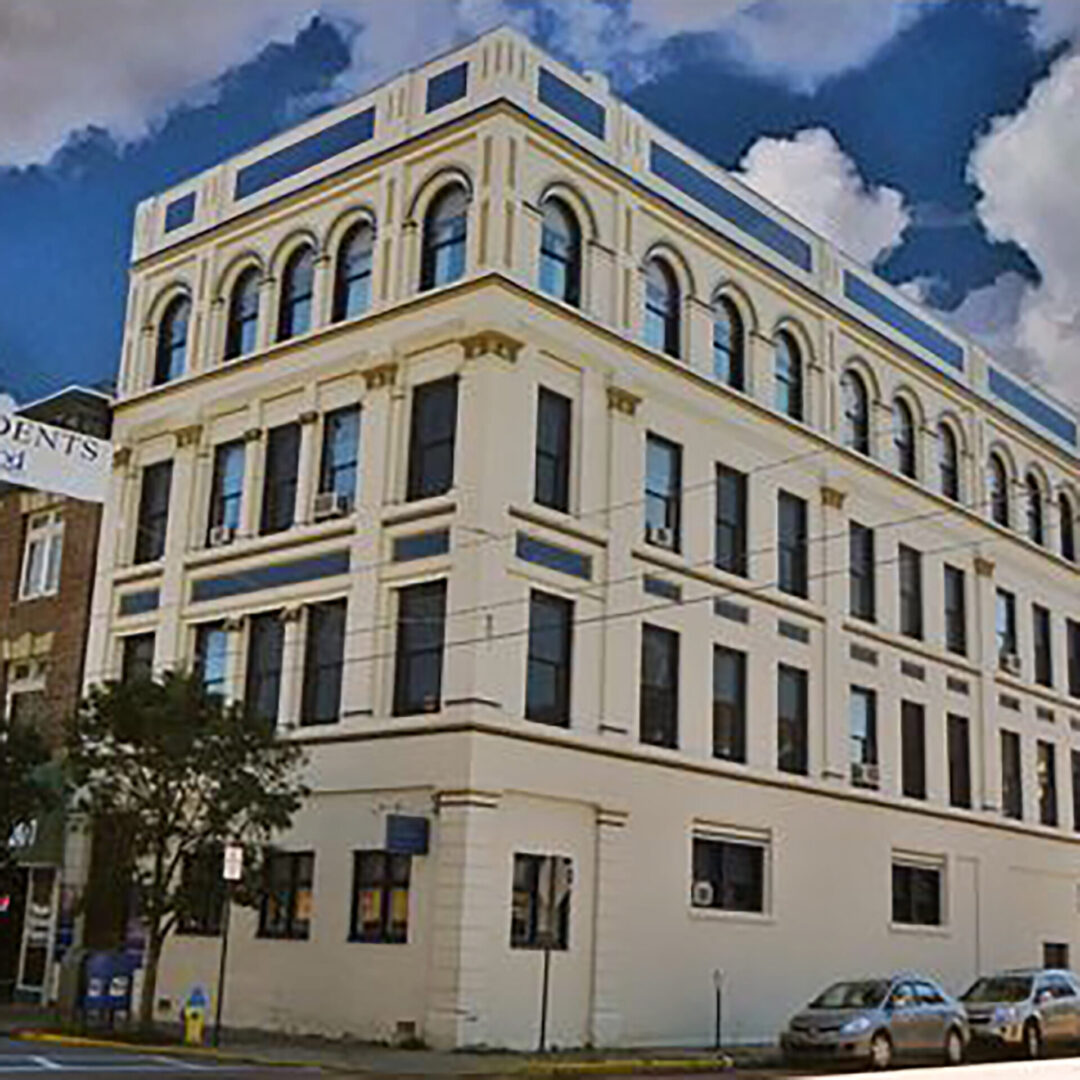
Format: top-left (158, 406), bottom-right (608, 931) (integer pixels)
top-left (0, 869), bottom-right (28, 1002)
top-left (17, 867), bottom-right (58, 1000)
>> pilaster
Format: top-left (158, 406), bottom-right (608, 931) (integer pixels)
top-left (589, 807), bottom-right (629, 1046)
top-left (819, 483), bottom-right (849, 785)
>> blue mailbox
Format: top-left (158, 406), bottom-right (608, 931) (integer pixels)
top-left (83, 951), bottom-right (135, 1015)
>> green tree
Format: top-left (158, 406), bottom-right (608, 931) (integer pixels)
top-left (0, 713), bottom-right (54, 878)
top-left (66, 670), bottom-right (309, 1031)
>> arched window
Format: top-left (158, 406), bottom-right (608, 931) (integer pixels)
top-left (1060, 492), bottom-right (1076, 563)
top-left (539, 197), bottom-right (581, 306)
top-left (643, 258), bottom-right (680, 358)
top-left (988, 453), bottom-right (1010, 527)
top-left (332, 222), bottom-right (374, 322)
top-left (224, 267), bottom-right (261, 360)
top-left (893, 398), bottom-right (917, 479)
top-left (277, 244), bottom-right (315, 342)
top-left (774, 332), bottom-right (803, 421)
top-left (1026, 473), bottom-right (1045, 545)
top-left (420, 184), bottom-right (468, 291)
top-left (840, 369), bottom-right (869, 454)
top-left (938, 422), bottom-right (960, 501)
top-left (713, 297), bottom-right (745, 390)
top-left (153, 295), bottom-right (190, 386)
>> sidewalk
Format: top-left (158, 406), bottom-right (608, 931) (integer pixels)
top-left (2, 1004), bottom-right (762, 1076)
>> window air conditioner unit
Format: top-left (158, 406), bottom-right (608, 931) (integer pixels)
top-left (208, 524), bottom-right (236, 548)
top-left (691, 880), bottom-right (714, 907)
top-left (646, 524), bottom-right (674, 548)
top-left (313, 490), bottom-right (351, 521)
top-left (852, 762), bottom-right (880, 788)
top-left (1000, 651), bottom-right (1022, 677)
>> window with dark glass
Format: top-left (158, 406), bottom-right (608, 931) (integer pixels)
top-left (715, 464), bottom-right (747, 577)
top-left (713, 297), bottom-right (744, 389)
top-left (301, 599), bottom-right (346, 727)
top-left (774, 332), bottom-right (803, 421)
top-left (277, 245), bottom-right (315, 342)
top-left (901, 701), bottom-right (927, 799)
top-left (778, 491), bottom-right (808, 599)
top-left (997, 588), bottom-right (1018, 663)
top-left (525, 591), bottom-right (573, 727)
top-left (691, 836), bottom-right (764, 913)
top-left (194, 622), bottom-right (228, 699)
top-left (892, 862), bottom-right (941, 926)
top-left (407, 377), bottom-right (458, 500)
top-left (893, 398), bottom-right (917, 479)
top-left (332, 222), bottom-right (374, 322)
top-left (898, 545), bottom-right (923, 640)
top-left (511, 853), bottom-right (571, 950)
top-left (1072, 750), bottom-right (1080, 831)
top-left (939, 423), bottom-right (960, 501)
top-left (260, 423), bottom-right (300, 535)
top-left (713, 646), bottom-right (746, 762)
top-left (849, 522), bottom-right (875, 621)
top-left (121, 633), bottom-right (154, 683)
top-left (224, 267), bottom-right (260, 360)
top-left (258, 851), bottom-right (314, 940)
top-left (643, 258), bottom-right (680, 358)
top-left (944, 564), bottom-right (967, 656)
top-left (1060, 494), bottom-right (1077, 563)
top-left (1038, 739), bottom-right (1058, 827)
top-left (539, 198), bottom-right (581, 306)
top-left (989, 454), bottom-right (1010, 527)
top-left (1027, 473), bottom-right (1045, 545)
top-left (420, 185), bottom-right (468, 290)
top-left (1034, 604), bottom-right (1053, 688)
top-left (350, 851), bottom-right (410, 944)
top-left (318, 405), bottom-right (361, 505)
top-left (207, 440), bottom-right (245, 540)
top-left (154, 295), bottom-right (190, 386)
top-left (948, 714), bottom-right (971, 809)
top-left (645, 434), bottom-right (681, 551)
top-left (245, 611), bottom-right (284, 729)
top-left (134, 460), bottom-right (172, 564)
top-left (534, 388), bottom-right (571, 513)
top-left (841, 370), bottom-right (869, 455)
top-left (392, 580), bottom-right (447, 716)
top-left (850, 686), bottom-right (877, 779)
top-left (777, 663), bottom-right (808, 775)
top-left (1002, 729), bottom-right (1023, 820)
top-left (1069, 620), bottom-right (1080, 698)
top-left (640, 624), bottom-right (678, 749)
top-left (177, 847), bottom-right (225, 936)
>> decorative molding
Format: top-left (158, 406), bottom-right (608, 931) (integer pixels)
top-left (597, 807), bottom-right (629, 829)
top-left (298, 409), bottom-right (319, 426)
top-left (607, 385), bottom-right (642, 417)
top-left (460, 329), bottom-right (523, 363)
top-left (975, 556), bottom-right (996, 578)
top-left (362, 361), bottom-right (398, 390)
top-left (279, 604), bottom-right (305, 624)
top-left (112, 446), bottom-right (133, 469)
top-left (223, 615), bottom-right (246, 632)
top-left (1, 631), bottom-right (54, 662)
top-left (174, 423), bottom-right (203, 450)
top-left (435, 788), bottom-right (501, 811)
top-left (244, 427), bottom-right (263, 443)
top-left (821, 485), bottom-right (846, 510)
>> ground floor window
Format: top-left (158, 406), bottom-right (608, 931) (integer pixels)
top-left (258, 851), bottom-right (314, 940)
top-left (510, 853), bottom-right (571, 950)
top-left (892, 858), bottom-right (942, 926)
top-left (350, 851), bottom-right (410, 944)
top-left (1044, 942), bottom-right (1070, 969)
top-left (691, 834), bottom-right (766, 914)
top-left (177, 847), bottom-right (225, 936)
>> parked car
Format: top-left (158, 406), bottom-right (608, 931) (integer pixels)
top-left (962, 969), bottom-right (1080, 1057)
top-left (780, 973), bottom-right (969, 1070)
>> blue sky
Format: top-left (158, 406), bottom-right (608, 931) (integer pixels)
top-left (2, 0), bottom-right (1079, 405)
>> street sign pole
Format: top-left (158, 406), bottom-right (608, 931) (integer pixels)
top-left (214, 844), bottom-right (244, 1048)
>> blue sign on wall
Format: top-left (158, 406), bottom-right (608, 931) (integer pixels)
top-left (386, 815), bottom-right (430, 855)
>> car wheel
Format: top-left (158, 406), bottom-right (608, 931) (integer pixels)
top-left (869, 1031), bottom-right (893, 1070)
top-left (944, 1026), bottom-right (965, 1066)
top-left (1023, 1020), bottom-right (1043, 1059)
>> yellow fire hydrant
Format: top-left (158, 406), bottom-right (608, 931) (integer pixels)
top-left (182, 986), bottom-right (209, 1046)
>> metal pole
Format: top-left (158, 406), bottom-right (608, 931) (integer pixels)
top-left (212, 882), bottom-right (233, 1048)
top-left (714, 982), bottom-right (722, 1050)
top-left (537, 861), bottom-right (556, 1053)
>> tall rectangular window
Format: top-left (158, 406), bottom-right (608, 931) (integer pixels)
top-left (510, 853), bottom-right (572, 950)
top-left (177, 847), bottom-right (225, 937)
top-left (715, 465), bottom-right (748, 577)
top-left (318, 405), bottom-right (361, 505)
top-left (944, 565), bottom-right (967, 656)
top-left (691, 835), bottom-right (765, 913)
top-left (19, 511), bottom-right (64, 600)
top-left (258, 851), bottom-right (314, 940)
top-left (134, 461), bottom-right (173, 564)
top-left (245, 611), bottom-right (284, 728)
top-left (712, 646), bottom-right (746, 762)
top-left (997, 589), bottom-right (1018, 663)
top-left (1069, 620), bottom-right (1080, 698)
top-left (777, 664), bottom-right (808, 775)
top-left (1038, 740), bottom-right (1058, 827)
top-left (645, 434), bottom-right (682, 551)
top-left (194, 622), bottom-right (228, 699)
top-left (350, 851), bottom-right (410, 944)
top-left (534, 388), bottom-right (571, 513)
top-left (849, 686), bottom-right (878, 784)
top-left (1072, 750), bottom-right (1080, 832)
top-left (947, 714), bottom-right (971, 809)
top-left (1034, 604), bottom-right (1054, 688)
top-left (406, 377), bottom-right (458, 500)
top-left (208, 440), bottom-right (245, 540)
top-left (849, 522), bottom-right (875, 621)
top-left (901, 701), bottom-right (927, 799)
top-left (525, 591), bottom-right (573, 726)
top-left (393, 580), bottom-right (447, 716)
top-left (261, 422), bottom-right (301, 535)
top-left (777, 492), bottom-right (808, 598)
top-left (300, 599), bottom-right (346, 727)
top-left (1001, 729), bottom-right (1023, 820)
top-left (640, 624), bottom-right (679, 748)
top-left (121, 632), bottom-right (154, 683)
top-left (898, 545), bottom-right (923, 639)
top-left (892, 861), bottom-right (942, 926)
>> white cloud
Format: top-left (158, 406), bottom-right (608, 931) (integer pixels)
top-left (1004, 0), bottom-right (1080, 47)
top-left (736, 128), bottom-right (910, 265)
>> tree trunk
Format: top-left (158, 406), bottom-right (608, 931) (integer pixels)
top-left (138, 932), bottom-right (162, 1033)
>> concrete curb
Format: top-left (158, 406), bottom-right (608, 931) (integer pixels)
top-left (12, 1030), bottom-right (735, 1076)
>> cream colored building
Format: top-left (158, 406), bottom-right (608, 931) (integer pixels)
top-left (85, 27), bottom-right (1080, 1049)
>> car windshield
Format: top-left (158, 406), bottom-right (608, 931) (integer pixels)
top-left (810, 980), bottom-right (890, 1009)
top-left (962, 976), bottom-right (1033, 1004)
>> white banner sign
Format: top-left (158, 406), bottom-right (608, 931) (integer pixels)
top-left (0, 408), bottom-right (112, 502)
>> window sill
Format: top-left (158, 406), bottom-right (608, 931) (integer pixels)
top-left (689, 906), bottom-right (774, 926)
top-left (184, 517), bottom-right (355, 570)
top-left (16, 590), bottom-right (60, 604)
top-left (509, 503), bottom-right (608, 547)
top-left (347, 936), bottom-right (409, 946)
top-left (381, 494), bottom-right (457, 528)
top-left (889, 921), bottom-right (949, 938)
